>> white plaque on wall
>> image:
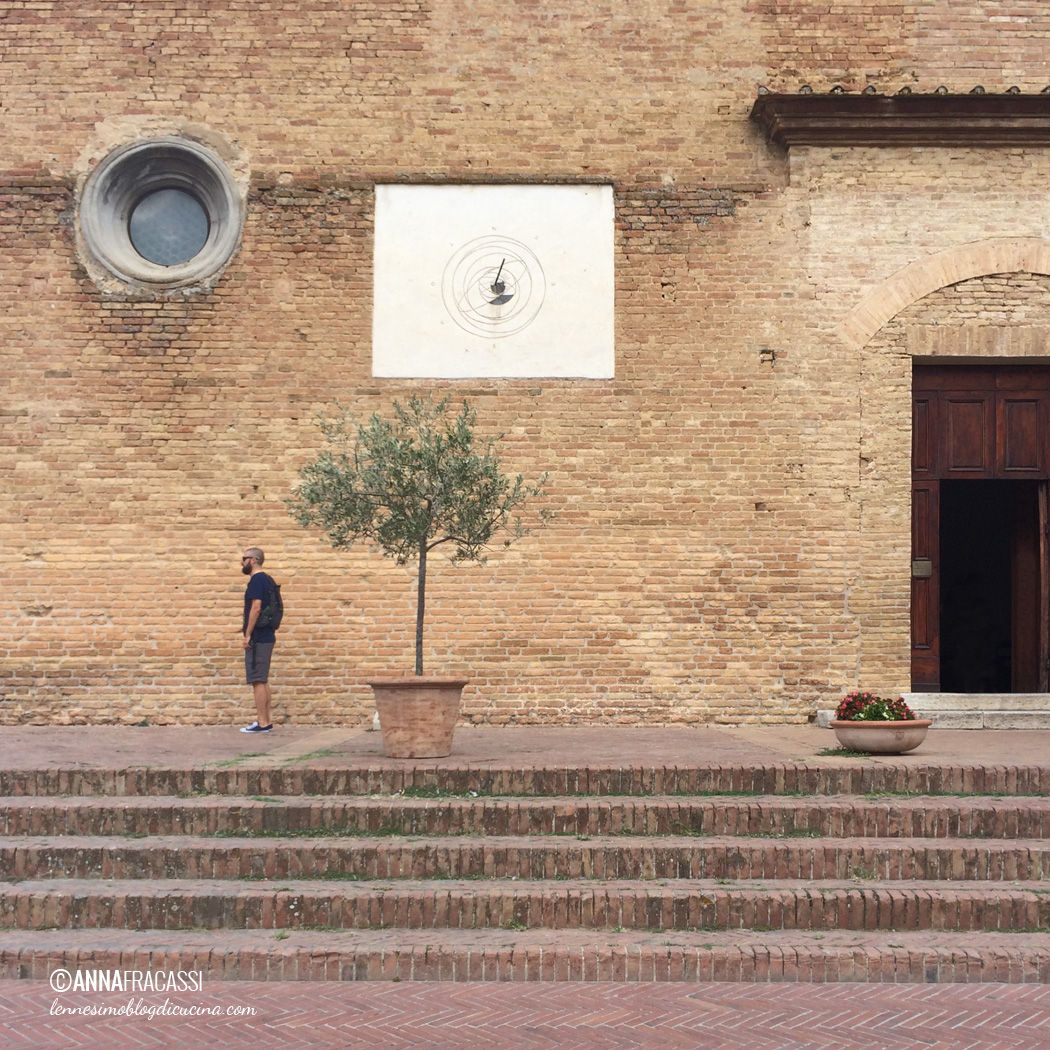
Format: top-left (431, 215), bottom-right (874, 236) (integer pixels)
top-left (373, 184), bottom-right (614, 378)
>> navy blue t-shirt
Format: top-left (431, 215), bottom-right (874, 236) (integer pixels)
top-left (243, 572), bottom-right (277, 644)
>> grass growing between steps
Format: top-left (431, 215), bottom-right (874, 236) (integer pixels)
top-left (204, 749), bottom-right (341, 770)
top-left (399, 786), bottom-right (488, 799)
top-left (209, 753), bottom-right (267, 768)
top-left (861, 790), bottom-right (1025, 799)
top-left (240, 872), bottom-right (371, 882)
top-left (209, 824), bottom-right (415, 839)
top-left (201, 825), bottom-right (841, 840)
top-left (284, 750), bottom-right (340, 763)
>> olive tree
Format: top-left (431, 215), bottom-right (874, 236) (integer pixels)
top-left (288, 395), bottom-right (549, 675)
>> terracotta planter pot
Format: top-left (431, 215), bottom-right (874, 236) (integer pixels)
top-left (830, 718), bottom-right (932, 755)
top-left (368, 677), bottom-right (469, 759)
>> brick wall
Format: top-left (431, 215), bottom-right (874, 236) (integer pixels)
top-left (2, 2), bottom-right (1050, 725)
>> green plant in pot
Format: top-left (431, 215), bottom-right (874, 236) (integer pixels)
top-left (829, 691), bottom-right (932, 755)
top-left (289, 395), bottom-right (549, 758)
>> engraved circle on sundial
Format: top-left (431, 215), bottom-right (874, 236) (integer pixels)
top-left (441, 236), bottom-right (546, 338)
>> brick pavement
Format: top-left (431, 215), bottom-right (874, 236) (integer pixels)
top-left (2, 979), bottom-right (1050, 1049)
top-left (3, 722), bottom-right (1050, 770)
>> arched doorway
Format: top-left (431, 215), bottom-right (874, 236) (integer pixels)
top-left (912, 363), bottom-right (1050, 692)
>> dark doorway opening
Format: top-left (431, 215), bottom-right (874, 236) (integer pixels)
top-left (939, 480), bottom-right (1041, 692)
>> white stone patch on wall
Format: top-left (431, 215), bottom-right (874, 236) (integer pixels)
top-left (373, 184), bottom-right (614, 378)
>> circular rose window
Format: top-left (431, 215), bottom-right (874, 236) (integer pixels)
top-left (79, 137), bottom-right (243, 289)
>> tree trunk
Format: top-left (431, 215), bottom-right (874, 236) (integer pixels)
top-left (415, 539), bottom-right (427, 675)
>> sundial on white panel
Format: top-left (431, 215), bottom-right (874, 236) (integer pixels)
top-left (441, 236), bottom-right (546, 338)
top-left (372, 183), bottom-right (613, 378)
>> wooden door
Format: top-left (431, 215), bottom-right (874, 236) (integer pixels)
top-left (912, 365), bottom-right (1050, 691)
top-left (1012, 483), bottom-right (1042, 692)
top-left (911, 380), bottom-right (940, 689)
top-left (1041, 484), bottom-right (1050, 692)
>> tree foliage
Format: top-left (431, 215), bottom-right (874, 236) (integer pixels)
top-left (288, 395), bottom-right (549, 674)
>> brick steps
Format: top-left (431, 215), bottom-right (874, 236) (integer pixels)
top-left (4, 927), bottom-right (1050, 983)
top-left (4, 761), bottom-right (1050, 798)
top-left (6, 793), bottom-right (1050, 838)
top-left (3, 758), bottom-right (1049, 982)
top-left (5, 834), bottom-right (1049, 881)
top-left (3, 878), bottom-right (1049, 932)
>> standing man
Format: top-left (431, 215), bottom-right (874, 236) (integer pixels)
top-left (240, 546), bottom-right (276, 733)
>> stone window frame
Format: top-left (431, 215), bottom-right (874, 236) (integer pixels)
top-left (78, 136), bottom-right (244, 290)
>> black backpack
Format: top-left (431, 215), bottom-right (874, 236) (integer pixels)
top-left (256, 579), bottom-right (284, 631)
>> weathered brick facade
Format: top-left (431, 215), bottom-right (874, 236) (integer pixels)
top-left (2, 2), bottom-right (1049, 725)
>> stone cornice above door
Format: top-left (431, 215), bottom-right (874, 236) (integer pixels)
top-left (750, 92), bottom-right (1050, 148)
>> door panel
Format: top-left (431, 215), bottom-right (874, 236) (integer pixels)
top-left (912, 394), bottom-right (936, 477)
top-left (998, 396), bottom-right (1043, 475)
top-left (911, 479), bottom-right (940, 690)
top-left (945, 396), bottom-right (994, 476)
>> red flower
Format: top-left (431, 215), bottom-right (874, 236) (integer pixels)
top-left (834, 691), bottom-right (916, 722)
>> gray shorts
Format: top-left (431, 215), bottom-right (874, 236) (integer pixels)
top-left (245, 642), bottom-right (274, 684)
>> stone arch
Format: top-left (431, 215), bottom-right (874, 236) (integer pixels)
top-left (836, 237), bottom-right (1050, 351)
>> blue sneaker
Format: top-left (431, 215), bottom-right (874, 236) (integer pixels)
top-left (239, 722), bottom-right (273, 733)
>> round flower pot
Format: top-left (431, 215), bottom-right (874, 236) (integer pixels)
top-left (368, 677), bottom-right (469, 759)
top-left (830, 719), bottom-right (932, 755)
